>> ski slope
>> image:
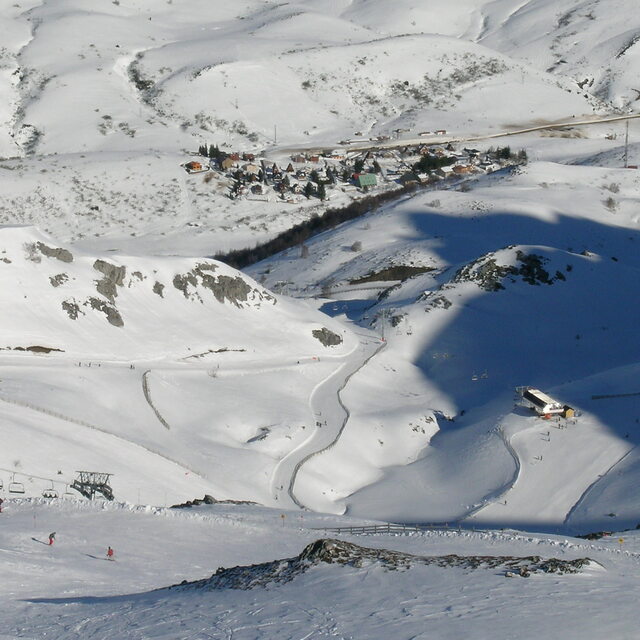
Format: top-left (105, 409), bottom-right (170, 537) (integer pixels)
top-left (2, 499), bottom-right (640, 640)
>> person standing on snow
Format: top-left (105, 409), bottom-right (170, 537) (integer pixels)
top-left (106, 546), bottom-right (114, 560)
top-left (48, 532), bottom-right (56, 545)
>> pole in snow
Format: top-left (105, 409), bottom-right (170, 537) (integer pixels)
top-left (624, 119), bottom-right (629, 168)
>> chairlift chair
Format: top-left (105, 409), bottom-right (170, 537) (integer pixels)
top-left (9, 480), bottom-right (25, 494)
top-left (42, 481), bottom-right (59, 499)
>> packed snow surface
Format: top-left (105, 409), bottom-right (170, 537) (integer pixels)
top-left (1, 500), bottom-right (639, 639)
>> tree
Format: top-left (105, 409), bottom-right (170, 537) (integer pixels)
top-left (318, 182), bottom-right (327, 201)
top-left (354, 158), bottom-right (365, 173)
top-left (310, 169), bottom-right (320, 184)
top-left (412, 154), bottom-right (455, 173)
top-left (304, 181), bottom-right (316, 199)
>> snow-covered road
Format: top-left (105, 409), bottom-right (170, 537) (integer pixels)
top-left (271, 335), bottom-right (384, 509)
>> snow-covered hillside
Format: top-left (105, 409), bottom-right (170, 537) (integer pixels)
top-left (1, 2), bottom-right (640, 636)
top-left (2, 500), bottom-right (640, 640)
top-left (249, 159), bottom-right (640, 532)
top-left (0, 225), bottom-right (364, 507)
top-left (1, 0), bottom-right (637, 255)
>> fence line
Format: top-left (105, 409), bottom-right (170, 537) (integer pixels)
top-left (0, 394), bottom-right (204, 478)
top-left (314, 523), bottom-right (464, 535)
top-left (142, 370), bottom-right (171, 430)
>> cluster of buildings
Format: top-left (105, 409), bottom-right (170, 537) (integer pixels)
top-left (181, 142), bottom-right (516, 202)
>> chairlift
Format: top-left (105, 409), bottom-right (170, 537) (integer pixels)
top-left (42, 481), bottom-right (59, 499)
top-left (9, 474), bottom-right (25, 494)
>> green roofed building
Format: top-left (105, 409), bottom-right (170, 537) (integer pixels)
top-left (356, 173), bottom-right (377, 188)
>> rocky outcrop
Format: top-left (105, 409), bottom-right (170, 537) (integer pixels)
top-left (453, 250), bottom-right (567, 292)
top-left (170, 495), bottom-right (257, 509)
top-left (173, 263), bottom-right (275, 307)
top-left (49, 273), bottom-right (69, 287)
top-left (62, 299), bottom-right (83, 320)
top-left (167, 538), bottom-right (596, 592)
top-left (312, 327), bottom-right (343, 346)
top-left (153, 281), bottom-right (165, 297)
top-left (93, 259), bottom-right (126, 301)
top-left (87, 296), bottom-right (124, 327)
top-left (36, 242), bottom-right (73, 263)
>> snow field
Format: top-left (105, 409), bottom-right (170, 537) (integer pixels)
top-left (1, 500), bottom-right (639, 639)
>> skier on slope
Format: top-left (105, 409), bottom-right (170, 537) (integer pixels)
top-left (107, 546), bottom-right (114, 560)
top-left (48, 532), bottom-right (56, 545)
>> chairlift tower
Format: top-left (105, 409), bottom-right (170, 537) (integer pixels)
top-left (70, 471), bottom-right (114, 501)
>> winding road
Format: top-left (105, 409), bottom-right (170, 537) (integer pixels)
top-left (270, 334), bottom-right (385, 509)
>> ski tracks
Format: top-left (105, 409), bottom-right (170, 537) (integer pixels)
top-left (271, 337), bottom-right (385, 510)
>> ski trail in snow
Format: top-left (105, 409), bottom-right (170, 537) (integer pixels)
top-left (141, 370), bottom-right (171, 430)
top-left (563, 444), bottom-right (637, 528)
top-left (462, 421), bottom-right (521, 521)
top-left (271, 336), bottom-right (385, 510)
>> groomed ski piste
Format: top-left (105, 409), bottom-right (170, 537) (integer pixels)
top-left (2, 0), bottom-right (640, 637)
top-left (1, 499), bottom-right (639, 640)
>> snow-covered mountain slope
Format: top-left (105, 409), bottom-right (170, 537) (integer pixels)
top-left (3, 0), bottom-right (612, 157)
top-left (2, 500), bottom-right (639, 640)
top-left (1, 0), bottom-right (636, 256)
top-left (249, 160), bottom-right (640, 531)
top-left (0, 225), bottom-right (363, 506)
top-left (0, 225), bottom-right (351, 359)
top-left (478, 0), bottom-right (640, 109)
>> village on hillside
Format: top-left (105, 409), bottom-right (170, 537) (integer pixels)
top-left (182, 142), bottom-right (527, 203)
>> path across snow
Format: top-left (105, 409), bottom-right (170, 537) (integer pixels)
top-left (271, 335), bottom-right (384, 509)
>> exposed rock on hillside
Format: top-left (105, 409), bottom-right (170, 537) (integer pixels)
top-left (312, 327), bottom-right (343, 347)
top-left (453, 250), bottom-right (567, 291)
top-left (93, 259), bottom-right (126, 301)
top-left (36, 242), bottom-right (73, 263)
top-left (173, 263), bottom-right (275, 307)
top-left (87, 296), bottom-right (124, 327)
top-left (168, 538), bottom-right (595, 592)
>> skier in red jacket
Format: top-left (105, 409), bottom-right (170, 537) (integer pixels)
top-left (107, 546), bottom-right (114, 560)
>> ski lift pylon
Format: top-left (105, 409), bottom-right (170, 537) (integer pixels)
top-left (70, 471), bottom-right (114, 501)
